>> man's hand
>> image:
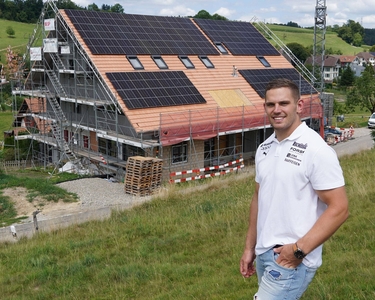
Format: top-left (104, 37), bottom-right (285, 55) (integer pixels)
top-left (273, 244), bottom-right (302, 269)
top-left (240, 249), bottom-right (257, 277)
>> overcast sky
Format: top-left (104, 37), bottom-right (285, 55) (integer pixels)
top-left (72, 0), bottom-right (375, 29)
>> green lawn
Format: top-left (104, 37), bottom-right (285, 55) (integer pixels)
top-left (265, 24), bottom-right (367, 55)
top-left (0, 19), bottom-right (35, 65)
top-left (0, 148), bottom-right (374, 299)
top-left (0, 111), bottom-right (13, 141)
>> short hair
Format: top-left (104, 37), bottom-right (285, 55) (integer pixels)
top-left (264, 78), bottom-right (300, 101)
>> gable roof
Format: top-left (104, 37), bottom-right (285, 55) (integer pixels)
top-left (59, 10), bottom-right (320, 141)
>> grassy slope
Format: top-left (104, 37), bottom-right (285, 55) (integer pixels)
top-left (265, 24), bottom-right (368, 55)
top-left (0, 149), bottom-right (374, 299)
top-left (0, 112), bottom-right (14, 141)
top-left (0, 19), bottom-right (35, 65)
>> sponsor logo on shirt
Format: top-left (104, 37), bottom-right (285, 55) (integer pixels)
top-left (260, 141), bottom-right (274, 156)
top-left (285, 141), bottom-right (308, 166)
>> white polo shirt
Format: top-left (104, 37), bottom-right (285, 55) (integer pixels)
top-left (255, 122), bottom-right (345, 268)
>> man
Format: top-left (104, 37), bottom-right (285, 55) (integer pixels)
top-left (240, 78), bottom-right (349, 299)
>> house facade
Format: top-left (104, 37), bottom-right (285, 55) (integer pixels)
top-left (11, 1), bottom-right (321, 180)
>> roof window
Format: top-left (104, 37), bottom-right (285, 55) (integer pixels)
top-left (215, 42), bottom-right (228, 54)
top-left (127, 55), bottom-right (144, 70)
top-left (179, 56), bottom-right (195, 69)
top-left (199, 56), bottom-right (214, 68)
top-left (152, 55), bottom-right (168, 69)
top-left (257, 56), bottom-right (271, 67)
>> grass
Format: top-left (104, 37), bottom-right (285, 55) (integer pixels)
top-left (0, 148), bottom-right (374, 299)
top-left (0, 112), bottom-right (13, 142)
top-left (0, 19), bottom-right (35, 65)
top-left (265, 24), bottom-right (367, 55)
top-left (0, 170), bottom-right (79, 226)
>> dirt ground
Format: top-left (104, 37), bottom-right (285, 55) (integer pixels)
top-left (2, 187), bottom-right (81, 220)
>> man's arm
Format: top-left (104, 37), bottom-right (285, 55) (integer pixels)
top-left (240, 183), bottom-right (259, 277)
top-left (274, 186), bottom-right (349, 268)
top-left (297, 186), bottom-right (349, 254)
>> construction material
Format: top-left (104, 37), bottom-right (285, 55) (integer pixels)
top-left (124, 156), bottom-right (163, 196)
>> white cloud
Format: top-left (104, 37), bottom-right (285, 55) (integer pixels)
top-left (159, 5), bottom-right (196, 17)
top-left (214, 7), bottom-right (235, 18)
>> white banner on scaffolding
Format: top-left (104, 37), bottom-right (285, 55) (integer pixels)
top-left (43, 38), bottom-right (58, 53)
top-left (44, 18), bottom-right (55, 31)
top-left (60, 45), bottom-right (70, 54)
top-left (30, 47), bottom-right (42, 61)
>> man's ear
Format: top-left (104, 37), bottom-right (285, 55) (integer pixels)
top-left (297, 98), bottom-right (304, 114)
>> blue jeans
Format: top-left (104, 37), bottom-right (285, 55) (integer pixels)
top-left (254, 248), bottom-right (318, 300)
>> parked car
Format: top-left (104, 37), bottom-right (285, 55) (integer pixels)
top-left (368, 113), bottom-right (375, 129)
top-left (324, 127), bottom-right (342, 136)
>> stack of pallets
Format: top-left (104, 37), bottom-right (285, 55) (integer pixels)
top-left (124, 156), bottom-right (163, 196)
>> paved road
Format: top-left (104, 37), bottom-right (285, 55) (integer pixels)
top-left (332, 127), bottom-right (374, 157)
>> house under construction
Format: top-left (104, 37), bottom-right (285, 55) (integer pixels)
top-left (11, 0), bottom-right (322, 181)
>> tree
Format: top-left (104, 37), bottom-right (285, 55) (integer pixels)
top-left (337, 19), bottom-right (364, 46)
top-left (286, 21), bottom-right (299, 28)
top-left (88, 3), bottom-right (100, 11)
top-left (110, 3), bottom-right (124, 13)
top-left (369, 45), bottom-right (375, 52)
top-left (194, 10), bottom-right (211, 19)
top-left (340, 65), bottom-right (355, 88)
top-left (286, 42), bottom-right (310, 62)
top-left (6, 26), bottom-right (15, 37)
top-left (346, 65), bottom-right (375, 113)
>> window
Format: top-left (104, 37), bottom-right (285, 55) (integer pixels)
top-left (215, 42), bottom-right (228, 54)
top-left (172, 143), bottom-right (188, 164)
top-left (257, 56), bottom-right (271, 67)
top-left (179, 56), bottom-right (195, 69)
top-left (73, 104), bottom-right (81, 114)
top-left (152, 55), bottom-right (168, 69)
top-left (127, 55), bottom-right (144, 70)
top-left (199, 56), bottom-right (214, 68)
top-left (83, 135), bottom-right (89, 149)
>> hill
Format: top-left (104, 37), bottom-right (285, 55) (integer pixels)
top-left (0, 19), bottom-right (35, 67)
top-left (264, 24), bottom-right (368, 55)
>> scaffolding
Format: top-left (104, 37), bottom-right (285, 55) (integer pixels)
top-left (9, 1), bottom-right (323, 181)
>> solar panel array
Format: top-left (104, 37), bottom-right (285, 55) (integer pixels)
top-left (107, 71), bottom-right (206, 109)
top-left (239, 69), bottom-right (316, 98)
top-left (194, 18), bottom-right (280, 56)
top-left (65, 10), bottom-right (218, 55)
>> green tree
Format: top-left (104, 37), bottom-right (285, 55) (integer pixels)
top-left (194, 10), bottom-right (211, 19)
top-left (340, 65), bottom-right (355, 88)
top-left (6, 26), bottom-right (15, 37)
top-left (286, 42), bottom-right (310, 62)
top-left (346, 65), bottom-right (375, 113)
top-left (88, 3), bottom-right (100, 11)
top-left (110, 3), bottom-right (124, 13)
top-left (369, 45), bottom-right (375, 52)
top-left (337, 19), bottom-right (364, 46)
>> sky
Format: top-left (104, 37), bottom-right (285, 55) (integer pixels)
top-left (72, 0), bottom-right (375, 29)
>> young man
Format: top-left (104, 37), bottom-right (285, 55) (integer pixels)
top-left (240, 78), bottom-right (349, 299)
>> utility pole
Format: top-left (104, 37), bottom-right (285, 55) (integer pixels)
top-left (313, 0), bottom-right (327, 133)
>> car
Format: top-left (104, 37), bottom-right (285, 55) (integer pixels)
top-left (324, 127), bottom-right (342, 136)
top-left (368, 113), bottom-right (375, 129)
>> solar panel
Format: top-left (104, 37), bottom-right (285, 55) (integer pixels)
top-left (65, 10), bottom-right (218, 55)
top-left (194, 18), bottom-right (280, 56)
top-left (239, 68), bottom-right (316, 98)
top-left (107, 71), bottom-right (207, 109)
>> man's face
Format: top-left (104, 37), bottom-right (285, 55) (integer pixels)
top-left (264, 87), bottom-right (303, 139)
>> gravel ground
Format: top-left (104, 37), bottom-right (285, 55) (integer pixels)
top-left (56, 177), bottom-right (153, 211)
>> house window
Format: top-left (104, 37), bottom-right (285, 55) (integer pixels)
top-left (215, 42), bottom-right (228, 54)
top-left (83, 135), bottom-right (89, 148)
top-left (172, 143), bottom-right (188, 164)
top-left (199, 56), bottom-right (214, 68)
top-left (257, 56), bottom-right (271, 67)
top-left (179, 56), bottom-right (195, 69)
top-left (152, 55), bottom-right (168, 69)
top-left (127, 55), bottom-right (144, 70)
top-left (73, 104), bottom-right (81, 114)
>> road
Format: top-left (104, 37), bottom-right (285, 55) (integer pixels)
top-left (332, 127), bottom-right (374, 157)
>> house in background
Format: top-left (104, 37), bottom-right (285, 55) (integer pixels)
top-left (305, 55), bottom-right (341, 83)
top-left (356, 52), bottom-right (375, 66)
top-left (337, 55), bottom-right (362, 76)
top-left (11, 1), bottom-right (321, 180)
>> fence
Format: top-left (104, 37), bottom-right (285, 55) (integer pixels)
top-left (1, 160), bottom-right (29, 170)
